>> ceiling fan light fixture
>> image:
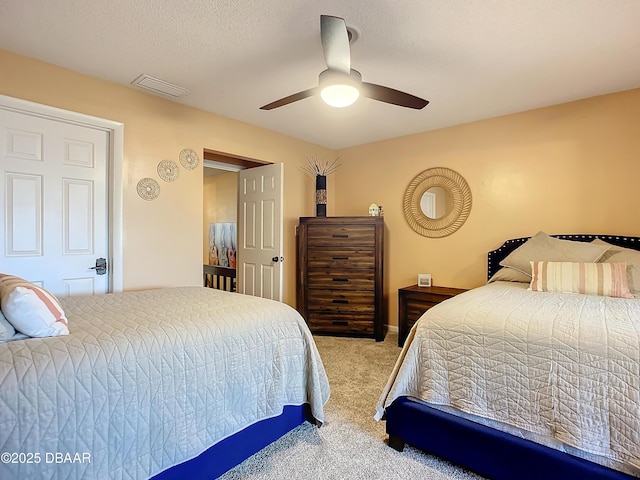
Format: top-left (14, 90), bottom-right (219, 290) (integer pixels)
top-left (319, 69), bottom-right (362, 108)
top-left (321, 84), bottom-right (359, 108)
top-left (260, 16), bottom-right (429, 111)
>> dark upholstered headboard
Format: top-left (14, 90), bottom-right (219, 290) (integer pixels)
top-left (487, 234), bottom-right (640, 281)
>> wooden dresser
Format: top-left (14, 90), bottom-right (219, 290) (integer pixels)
top-left (297, 216), bottom-right (385, 341)
top-left (397, 285), bottom-right (467, 346)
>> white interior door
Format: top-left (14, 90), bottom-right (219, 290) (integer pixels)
top-left (0, 108), bottom-right (109, 296)
top-left (237, 163), bottom-right (283, 301)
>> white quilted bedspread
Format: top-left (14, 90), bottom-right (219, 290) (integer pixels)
top-left (0, 287), bottom-right (329, 480)
top-left (377, 282), bottom-right (640, 474)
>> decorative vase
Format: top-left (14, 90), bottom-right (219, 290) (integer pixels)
top-left (315, 175), bottom-right (327, 217)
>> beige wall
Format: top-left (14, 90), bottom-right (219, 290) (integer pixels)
top-left (203, 172), bottom-right (238, 264)
top-left (0, 49), bottom-right (335, 305)
top-left (335, 88), bottom-right (640, 326)
top-left (3, 48), bottom-right (639, 328)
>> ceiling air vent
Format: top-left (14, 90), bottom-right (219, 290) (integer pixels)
top-left (131, 74), bottom-right (190, 98)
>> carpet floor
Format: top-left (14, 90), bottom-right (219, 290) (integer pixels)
top-left (219, 332), bottom-right (484, 480)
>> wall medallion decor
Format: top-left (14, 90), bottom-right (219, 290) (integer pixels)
top-left (137, 177), bottom-right (160, 201)
top-left (179, 148), bottom-right (199, 170)
top-left (157, 159), bottom-right (179, 182)
top-left (403, 167), bottom-right (472, 238)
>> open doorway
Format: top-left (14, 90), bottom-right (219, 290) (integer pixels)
top-left (201, 149), bottom-right (267, 293)
top-left (203, 165), bottom-right (239, 291)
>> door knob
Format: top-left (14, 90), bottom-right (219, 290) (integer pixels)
top-left (271, 256), bottom-right (284, 262)
top-left (90, 257), bottom-right (108, 275)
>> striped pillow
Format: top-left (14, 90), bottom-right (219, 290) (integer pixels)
top-left (528, 261), bottom-right (634, 299)
top-left (0, 274), bottom-right (69, 337)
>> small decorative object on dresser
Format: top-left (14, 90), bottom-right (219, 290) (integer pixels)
top-left (315, 175), bottom-right (327, 216)
top-left (297, 216), bottom-right (385, 341)
top-left (302, 155), bottom-right (340, 217)
top-left (397, 284), bottom-right (467, 346)
top-left (417, 273), bottom-right (432, 287)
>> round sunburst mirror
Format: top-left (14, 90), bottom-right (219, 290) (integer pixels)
top-left (403, 167), bottom-right (472, 238)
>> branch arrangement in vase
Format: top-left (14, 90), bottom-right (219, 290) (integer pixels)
top-left (301, 155), bottom-right (341, 176)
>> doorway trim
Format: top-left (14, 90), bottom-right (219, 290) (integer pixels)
top-left (0, 94), bottom-right (124, 292)
top-left (203, 148), bottom-right (269, 169)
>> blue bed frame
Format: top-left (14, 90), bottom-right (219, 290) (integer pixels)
top-left (152, 404), bottom-right (314, 479)
top-left (385, 234), bottom-right (640, 480)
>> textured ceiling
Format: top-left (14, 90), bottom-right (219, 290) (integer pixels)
top-left (1, 0), bottom-right (639, 149)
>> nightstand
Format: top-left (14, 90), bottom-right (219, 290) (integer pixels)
top-left (397, 285), bottom-right (467, 347)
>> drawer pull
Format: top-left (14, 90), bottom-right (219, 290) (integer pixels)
top-left (332, 277), bottom-right (349, 282)
top-left (332, 256), bottom-right (349, 260)
top-left (332, 234), bottom-right (349, 238)
top-left (332, 299), bottom-right (349, 304)
top-left (332, 320), bottom-right (348, 326)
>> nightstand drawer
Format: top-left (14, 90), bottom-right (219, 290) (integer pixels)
top-left (306, 312), bottom-right (375, 335)
top-left (405, 298), bottom-right (439, 322)
top-left (398, 285), bottom-right (467, 347)
top-left (307, 269), bottom-right (375, 290)
top-left (307, 225), bottom-right (375, 247)
top-left (307, 289), bottom-right (375, 312)
top-left (307, 248), bottom-right (375, 268)
top-left (404, 299), bottom-right (440, 335)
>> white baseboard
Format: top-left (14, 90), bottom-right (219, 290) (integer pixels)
top-left (387, 325), bottom-right (398, 333)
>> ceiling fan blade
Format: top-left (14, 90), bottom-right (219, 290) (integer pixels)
top-left (361, 82), bottom-right (429, 110)
top-left (320, 15), bottom-right (351, 74)
top-left (259, 88), bottom-right (319, 110)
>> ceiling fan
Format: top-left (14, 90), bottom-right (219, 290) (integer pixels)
top-left (260, 15), bottom-right (429, 111)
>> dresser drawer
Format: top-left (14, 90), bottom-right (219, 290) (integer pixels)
top-left (307, 269), bottom-right (375, 290)
top-left (307, 248), bottom-right (375, 268)
top-left (307, 225), bottom-right (375, 247)
top-left (307, 289), bottom-right (375, 312)
top-left (307, 312), bottom-right (375, 335)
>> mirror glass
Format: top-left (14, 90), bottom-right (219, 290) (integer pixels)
top-left (420, 186), bottom-right (453, 219)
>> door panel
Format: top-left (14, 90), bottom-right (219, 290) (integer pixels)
top-left (242, 263), bottom-right (256, 296)
top-left (238, 163), bottom-right (283, 301)
top-left (5, 173), bottom-right (43, 256)
top-left (6, 128), bottom-right (42, 160)
top-left (262, 199), bottom-right (276, 249)
top-left (261, 264), bottom-right (275, 300)
top-left (63, 179), bottom-right (94, 254)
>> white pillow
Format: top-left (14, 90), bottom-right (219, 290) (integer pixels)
top-left (0, 309), bottom-right (16, 342)
top-left (0, 274), bottom-right (69, 338)
top-left (0, 310), bottom-right (28, 343)
top-left (488, 267), bottom-right (532, 284)
top-left (499, 231), bottom-right (610, 277)
top-left (592, 239), bottom-right (640, 297)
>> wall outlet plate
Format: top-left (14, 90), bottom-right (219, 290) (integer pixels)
top-left (418, 273), bottom-right (432, 287)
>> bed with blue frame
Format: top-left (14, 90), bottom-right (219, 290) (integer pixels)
top-left (0, 286), bottom-right (329, 480)
top-left (380, 234), bottom-right (640, 480)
